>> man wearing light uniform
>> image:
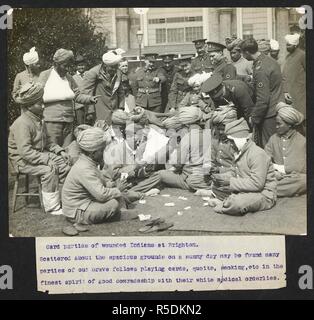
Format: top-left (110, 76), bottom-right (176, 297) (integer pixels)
top-left (62, 127), bottom-right (128, 225)
top-left (12, 47), bottom-right (41, 106)
top-left (265, 103), bottom-right (306, 197)
top-left (39, 48), bottom-right (98, 148)
top-left (9, 82), bottom-right (70, 215)
top-left (209, 118), bottom-right (277, 216)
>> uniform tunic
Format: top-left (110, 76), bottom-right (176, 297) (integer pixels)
top-left (62, 154), bottom-right (121, 223)
top-left (282, 48), bottom-right (306, 118)
top-left (39, 68), bottom-right (92, 147)
top-left (167, 70), bottom-right (194, 110)
top-left (131, 67), bottom-right (166, 113)
top-left (213, 60), bottom-right (237, 81)
top-left (191, 54), bottom-right (214, 74)
top-left (218, 139), bottom-right (277, 216)
top-left (209, 137), bottom-right (236, 200)
top-left (73, 72), bottom-right (88, 124)
top-left (178, 91), bottom-right (210, 113)
top-left (222, 80), bottom-right (254, 120)
top-left (12, 70), bottom-right (39, 101)
top-left (8, 111), bottom-right (69, 192)
top-left (265, 130), bottom-right (306, 197)
top-left (252, 53), bottom-right (283, 147)
top-left (81, 64), bottom-right (121, 124)
top-left (131, 124), bottom-right (211, 192)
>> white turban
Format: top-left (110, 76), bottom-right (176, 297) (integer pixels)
top-left (188, 72), bottom-right (212, 87)
top-left (285, 34), bottom-right (300, 46)
top-left (23, 47), bottom-right (39, 65)
top-left (77, 127), bottom-right (108, 152)
top-left (102, 50), bottom-right (123, 65)
top-left (270, 39), bottom-right (279, 51)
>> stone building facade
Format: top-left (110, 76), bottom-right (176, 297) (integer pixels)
top-left (84, 7), bottom-right (303, 61)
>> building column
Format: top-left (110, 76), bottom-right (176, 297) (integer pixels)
top-left (202, 8), bottom-right (210, 40)
top-left (236, 8), bottom-right (243, 38)
top-left (115, 8), bottom-right (130, 50)
top-left (219, 8), bottom-right (233, 44)
top-left (207, 8), bottom-right (219, 42)
top-left (276, 8), bottom-right (290, 61)
top-left (143, 12), bottom-right (149, 47)
top-left (267, 8), bottom-right (274, 39)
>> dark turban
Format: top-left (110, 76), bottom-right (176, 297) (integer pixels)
top-left (53, 48), bottom-right (74, 63)
top-left (226, 38), bottom-right (243, 52)
top-left (15, 82), bottom-right (44, 106)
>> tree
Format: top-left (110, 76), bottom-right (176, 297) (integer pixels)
top-left (8, 8), bottom-right (108, 124)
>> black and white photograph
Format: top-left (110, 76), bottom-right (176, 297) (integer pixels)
top-left (7, 7), bottom-right (307, 237)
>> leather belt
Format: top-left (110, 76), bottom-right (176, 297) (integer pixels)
top-left (138, 88), bottom-right (159, 94)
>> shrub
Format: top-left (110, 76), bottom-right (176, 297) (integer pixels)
top-left (8, 8), bottom-right (108, 124)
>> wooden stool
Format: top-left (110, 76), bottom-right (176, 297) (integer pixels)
top-left (11, 172), bottom-right (44, 213)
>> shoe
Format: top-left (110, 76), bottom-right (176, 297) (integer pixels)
top-left (139, 217), bottom-right (166, 233)
top-left (62, 225), bottom-right (79, 236)
top-left (144, 222), bottom-right (174, 233)
top-left (73, 223), bottom-right (89, 232)
top-left (49, 208), bottom-right (63, 216)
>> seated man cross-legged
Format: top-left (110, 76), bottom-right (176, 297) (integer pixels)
top-left (62, 127), bottom-right (130, 225)
top-left (210, 118), bottom-right (277, 216)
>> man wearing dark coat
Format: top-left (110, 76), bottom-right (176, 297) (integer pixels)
top-left (159, 54), bottom-right (177, 113)
top-left (240, 38), bottom-right (283, 148)
top-left (81, 50), bottom-right (124, 125)
top-left (207, 41), bottom-right (237, 81)
top-left (191, 39), bottom-right (214, 74)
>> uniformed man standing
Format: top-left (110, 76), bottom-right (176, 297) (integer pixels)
top-left (201, 73), bottom-right (254, 122)
top-left (131, 53), bottom-right (166, 113)
top-left (207, 41), bottom-right (237, 80)
top-left (159, 54), bottom-right (177, 112)
top-left (167, 55), bottom-right (194, 112)
top-left (191, 39), bottom-right (214, 74)
top-left (240, 38), bottom-right (283, 147)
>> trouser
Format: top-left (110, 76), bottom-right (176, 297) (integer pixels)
top-left (18, 163), bottom-right (59, 193)
top-left (277, 173), bottom-right (306, 197)
top-left (131, 169), bottom-right (210, 193)
top-left (45, 121), bottom-right (74, 148)
top-left (220, 192), bottom-right (275, 216)
top-left (256, 116), bottom-right (276, 148)
top-left (78, 199), bottom-right (120, 225)
top-left (75, 107), bottom-right (86, 125)
top-left (146, 105), bottom-right (163, 113)
top-left (18, 152), bottom-right (70, 192)
top-left (18, 153), bottom-right (70, 212)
